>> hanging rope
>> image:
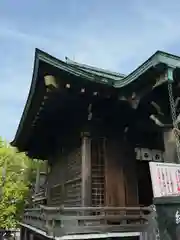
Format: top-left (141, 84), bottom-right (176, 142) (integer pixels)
top-left (168, 81), bottom-right (180, 162)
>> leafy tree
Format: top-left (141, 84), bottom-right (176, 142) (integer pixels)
top-left (0, 138), bottom-right (40, 229)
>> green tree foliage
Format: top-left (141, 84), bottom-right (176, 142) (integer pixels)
top-left (0, 137), bottom-right (40, 229)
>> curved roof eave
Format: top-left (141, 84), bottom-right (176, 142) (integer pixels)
top-left (11, 49), bottom-right (40, 147)
top-left (12, 49), bottom-right (180, 148)
top-left (34, 49), bottom-right (116, 85)
top-left (11, 48), bottom-right (115, 147)
top-left (114, 51), bottom-right (180, 88)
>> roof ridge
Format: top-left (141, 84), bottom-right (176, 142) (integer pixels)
top-left (65, 57), bottom-right (125, 78)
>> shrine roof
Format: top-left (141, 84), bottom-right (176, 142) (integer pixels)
top-left (11, 48), bottom-right (180, 156)
top-left (115, 50), bottom-right (180, 88)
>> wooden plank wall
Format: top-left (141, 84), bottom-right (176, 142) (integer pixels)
top-left (47, 147), bottom-right (82, 206)
top-left (47, 135), bottom-right (138, 208)
top-left (105, 138), bottom-right (126, 206)
top-left (90, 137), bottom-right (138, 207)
top-left (105, 138), bottom-right (138, 207)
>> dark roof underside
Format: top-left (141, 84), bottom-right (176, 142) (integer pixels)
top-left (11, 49), bottom-right (180, 157)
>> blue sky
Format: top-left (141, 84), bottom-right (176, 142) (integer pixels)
top-left (1, 0), bottom-right (180, 141)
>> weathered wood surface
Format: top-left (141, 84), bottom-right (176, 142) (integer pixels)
top-left (105, 137), bottom-right (138, 207)
top-left (47, 147), bottom-right (82, 206)
top-left (81, 133), bottom-right (91, 207)
top-left (105, 139), bottom-right (126, 206)
top-left (91, 138), bottom-right (105, 207)
top-left (23, 205), bottom-right (152, 237)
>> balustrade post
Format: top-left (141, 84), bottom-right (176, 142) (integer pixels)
top-left (24, 228), bottom-right (27, 240)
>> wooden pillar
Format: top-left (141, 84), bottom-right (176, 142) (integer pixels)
top-left (81, 132), bottom-right (91, 206)
top-left (24, 227), bottom-right (27, 240)
top-left (163, 128), bottom-right (177, 163)
top-left (35, 164), bottom-right (40, 194)
top-left (20, 227), bottom-right (24, 240)
top-left (44, 160), bottom-right (48, 198)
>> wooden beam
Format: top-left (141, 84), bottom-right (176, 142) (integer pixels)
top-left (81, 132), bottom-right (92, 207)
top-left (44, 75), bottom-right (58, 89)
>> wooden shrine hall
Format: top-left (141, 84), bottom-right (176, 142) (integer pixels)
top-left (12, 49), bottom-right (180, 239)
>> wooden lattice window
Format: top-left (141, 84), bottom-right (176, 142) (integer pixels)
top-left (91, 138), bottom-right (106, 207)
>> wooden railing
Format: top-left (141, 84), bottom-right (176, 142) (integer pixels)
top-left (23, 205), bottom-right (152, 237)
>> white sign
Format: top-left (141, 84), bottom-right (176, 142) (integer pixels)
top-left (149, 162), bottom-right (180, 198)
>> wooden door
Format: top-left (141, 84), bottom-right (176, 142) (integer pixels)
top-left (105, 139), bottom-right (126, 206)
top-left (105, 138), bottom-right (138, 206)
top-left (91, 137), bottom-right (138, 207)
